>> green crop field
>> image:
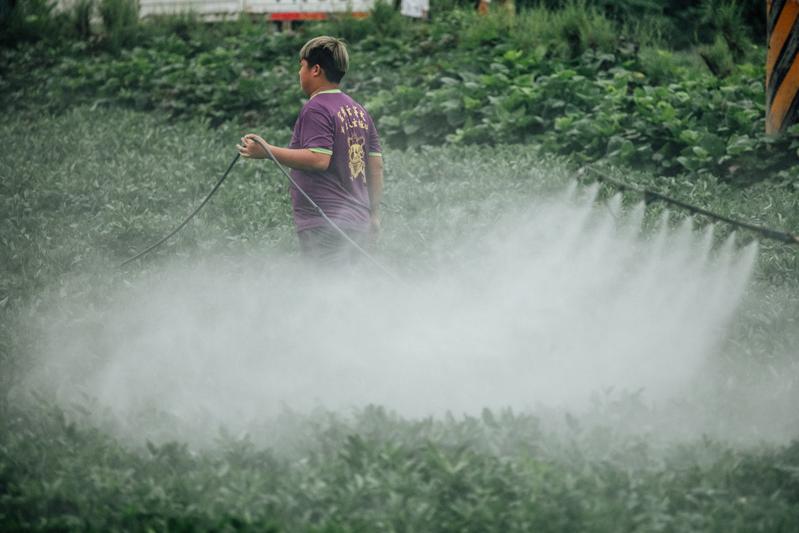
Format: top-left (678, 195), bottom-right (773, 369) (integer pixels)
top-left (2, 0), bottom-right (799, 530)
top-left (1, 103), bottom-right (798, 532)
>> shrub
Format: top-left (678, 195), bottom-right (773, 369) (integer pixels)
top-left (530, 0), bottom-right (766, 49)
top-left (510, 1), bottom-right (618, 60)
top-left (623, 13), bottom-right (670, 48)
top-left (0, 0), bottom-right (67, 47)
top-left (147, 10), bottom-right (202, 42)
top-left (368, 0), bottom-right (407, 38)
top-left (71, 0), bottom-right (94, 40)
top-left (460, 9), bottom-right (508, 48)
top-left (428, 0), bottom-right (476, 17)
top-left (315, 11), bottom-right (371, 43)
top-left (550, 0), bottom-right (617, 59)
top-left (703, 0), bottom-right (749, 61)
top-left (99, 0), bottom-right (139, 51)
top-left (698, 34), bottom-right (735, 78)
top-left (637, 46), bottom-right (706, 85)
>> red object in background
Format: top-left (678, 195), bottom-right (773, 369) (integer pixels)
top-left (270, 12), bottom-right (325, 20)
top-left (269, 12), bottom-right (369, 20)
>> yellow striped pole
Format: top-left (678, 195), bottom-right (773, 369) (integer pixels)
top-left (766, 0), bottom-right (799, 133)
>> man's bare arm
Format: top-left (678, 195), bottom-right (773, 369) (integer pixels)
top-left (366, 155), bottom-right (383, 238)
top-left (238, 134), bottom-right (330, 172)
top-left (267, 145), bottom-right (331, 172)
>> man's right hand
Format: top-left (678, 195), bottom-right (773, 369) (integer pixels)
top-left (369, 213), bottom-right (381, 244)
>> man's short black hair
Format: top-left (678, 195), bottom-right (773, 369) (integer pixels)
top-left (300, 36), bottom-right (349, 84)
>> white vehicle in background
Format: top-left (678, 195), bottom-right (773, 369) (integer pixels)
top-left (138, 0), bottom-right (380, 23)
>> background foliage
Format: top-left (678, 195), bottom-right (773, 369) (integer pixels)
top-left (1, 0), bottom-right (798, 183)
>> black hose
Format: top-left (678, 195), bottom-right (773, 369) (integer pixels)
top-left (249, 137), bottom-right (400, 282)
top-left (119, 144), bottom-right (401, 282)
top-left (119, 153), bottom-right (240, 267)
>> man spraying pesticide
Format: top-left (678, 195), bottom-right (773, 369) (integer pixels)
top-left (120, 36), bottom-right (397, 278)
top-left (237, 36), bottom-right (385, 266)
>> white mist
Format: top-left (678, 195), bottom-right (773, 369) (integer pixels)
top-left (23, 183), bottom-right (759, 445)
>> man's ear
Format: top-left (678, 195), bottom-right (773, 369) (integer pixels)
top-left (311, 64), bottom-right (322, 77)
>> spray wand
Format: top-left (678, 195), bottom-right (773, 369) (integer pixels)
top-left (579, 165), bottom-right (799, 246)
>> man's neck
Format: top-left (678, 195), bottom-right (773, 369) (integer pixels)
top-left (309, 83), bottom-right (340, 98)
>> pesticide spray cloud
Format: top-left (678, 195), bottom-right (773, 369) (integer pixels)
top-left (23, 182), bottom-right (760, 445)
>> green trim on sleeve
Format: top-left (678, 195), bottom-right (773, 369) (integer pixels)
top-left (368, 152), bottom-right (383, 157)
top-left (309, 147), bottom-right (333, 155)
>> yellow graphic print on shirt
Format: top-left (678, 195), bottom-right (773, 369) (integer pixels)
top-left (347, 136), bottom-right (366, 182)
top-left (337, 106), bottom-right (369, 134)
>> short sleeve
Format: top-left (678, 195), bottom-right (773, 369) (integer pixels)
top-left (366, 113), bottom-right (382, 157)
top-left (300, 106), bottom-right (334, 156)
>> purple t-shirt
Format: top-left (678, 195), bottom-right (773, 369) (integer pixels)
top-left (288, 90), bottom-right (382, 232)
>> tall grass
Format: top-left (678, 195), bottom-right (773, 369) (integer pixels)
top-left (528, 0), bottom-right (766, 47)
top-left (706, 0), bottom-right (751, 60)
top-left (0, 0), bottom-right (761, 55)
top-left (698, 34), bottom-right (736, 78)
top-left (508, 1), bottom-right (617, 59)
top-left (71, 0), bottom-right (94, 39)
top-left (98, 0), bottom-right (139, 51)
top-left (454, 0), bottom-right (618, 58)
